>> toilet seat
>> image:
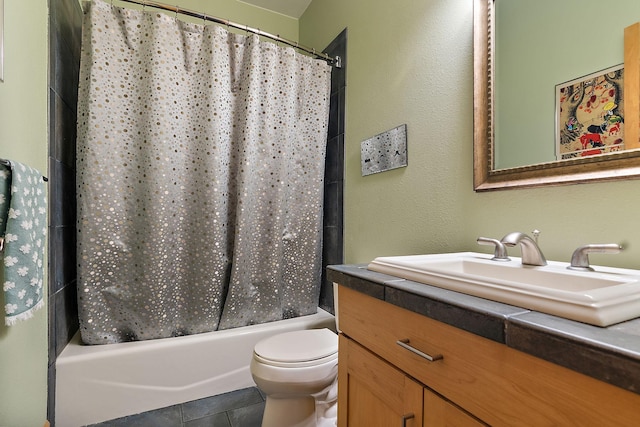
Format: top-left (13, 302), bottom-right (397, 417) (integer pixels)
top-left (253, 328), bottom-right (338, 368)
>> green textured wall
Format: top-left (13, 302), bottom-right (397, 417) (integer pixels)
top-left (0, 0), bottom-right (49, 426)
top-left (113, 0), bottom-right (299, 40)
top-left (300, 0), bottom-right (640, 270)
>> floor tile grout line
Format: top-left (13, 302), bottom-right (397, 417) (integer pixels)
top-left (179, 403), bottom-right (185, 425)
top-left (86, 386), bottom-right (265, 426)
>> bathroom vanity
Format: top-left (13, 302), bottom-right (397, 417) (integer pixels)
top-left (329, 264), bottom-right (640, 426)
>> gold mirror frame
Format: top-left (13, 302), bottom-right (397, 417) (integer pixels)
top-left (473, 0), bottom-right (640, 191)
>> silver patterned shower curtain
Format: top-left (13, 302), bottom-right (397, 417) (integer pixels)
top-left (76, 0), bottom-right (332, 345)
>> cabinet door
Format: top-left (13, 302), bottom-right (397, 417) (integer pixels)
top-left (424, 388), bottom-right (486, 427)
top-left (338, 284), bottom-right (640, 426)
top-left (338, 335), bottom-right (423, 427)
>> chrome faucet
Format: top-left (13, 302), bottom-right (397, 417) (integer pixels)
top-left (568, 244), bottom-right (623, 271)
top-left (500, 232), bottom-right (547, 266)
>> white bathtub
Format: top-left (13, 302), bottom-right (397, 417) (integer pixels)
top-left (55, 309), bottom-right (336, 427)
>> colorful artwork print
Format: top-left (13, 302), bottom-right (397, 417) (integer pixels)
top-left (556, 65), bottom-right (624, 160)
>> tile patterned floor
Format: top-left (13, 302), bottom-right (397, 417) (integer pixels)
top-left (87, 387), bottom-right (265, 427)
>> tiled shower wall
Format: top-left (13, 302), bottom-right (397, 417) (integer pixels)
top-left (320, 29), bottom-right (347, 314)
top-left (47, 0), bottom-right (345, 421)
top-left (48, 0), bottom-right (82, 423)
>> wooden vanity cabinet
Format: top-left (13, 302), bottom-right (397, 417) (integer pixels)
top-left (339, 334), bottom-right (483, 427)
top-left (336, 284), bottom-right (640, 426)
top-left (338, 335), bottom-right (424, 427)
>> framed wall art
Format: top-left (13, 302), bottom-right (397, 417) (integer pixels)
top-left (556, 64), bottom-right (624, 160)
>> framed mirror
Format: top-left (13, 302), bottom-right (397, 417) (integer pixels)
top-left (473, 0), bottom-right (640, 191)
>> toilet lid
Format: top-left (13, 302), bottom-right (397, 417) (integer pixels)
top-left (254, 328), bottom-right (338, 363)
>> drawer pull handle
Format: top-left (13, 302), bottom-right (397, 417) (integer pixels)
top-left (402, 412), bottom-right (415, 427)
top-left (397, 339), bottom-right (443, 362)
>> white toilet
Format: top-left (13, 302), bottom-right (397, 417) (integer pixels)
top-left (250, 327), bottom-right (339, 427)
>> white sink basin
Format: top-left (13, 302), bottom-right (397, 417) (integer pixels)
top-left (368, 252), bottom-right (640, 326)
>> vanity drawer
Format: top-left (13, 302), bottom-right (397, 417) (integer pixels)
top-left (337, 285), bottom-right (640, 426)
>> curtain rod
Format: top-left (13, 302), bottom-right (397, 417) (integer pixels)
top-left (113, 0), bottom-right (342, 68)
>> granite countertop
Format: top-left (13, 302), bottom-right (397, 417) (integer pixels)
top-left (327, 263), bottom-right (640, 396)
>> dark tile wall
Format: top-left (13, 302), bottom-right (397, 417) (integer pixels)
top-left (320, 29), bottom-right (347, 314)
top-left (48, 0), bottom-right (82, 424)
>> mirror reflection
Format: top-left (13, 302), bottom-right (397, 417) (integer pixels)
top-left (494, 0), bottom-right (640, 170)
top-left (474, 0), bottom-right (640, 191)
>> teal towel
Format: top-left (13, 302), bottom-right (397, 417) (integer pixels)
top-left (0, 161), bottom-right (47, 325)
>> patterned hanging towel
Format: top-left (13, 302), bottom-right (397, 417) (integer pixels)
top-left (0, 161), bottom-right (47, 325)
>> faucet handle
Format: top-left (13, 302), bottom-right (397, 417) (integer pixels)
top-left (568, 243), bottom-right (623, 271)
top-left (477, 237), bottom-right (510, 262)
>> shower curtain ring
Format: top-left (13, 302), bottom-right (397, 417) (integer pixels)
top-left (202, 12), bottom-right (207, 26)
top-left (175, 5), bottom-right (179, 19)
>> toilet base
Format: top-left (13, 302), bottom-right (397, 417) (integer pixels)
top-left (262, 395), bottom-right (316, 427)
top-left (260, 382), bottom-right (338, 427)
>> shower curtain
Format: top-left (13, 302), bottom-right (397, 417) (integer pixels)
top-left (76, 0), bottom-right (332, 345)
